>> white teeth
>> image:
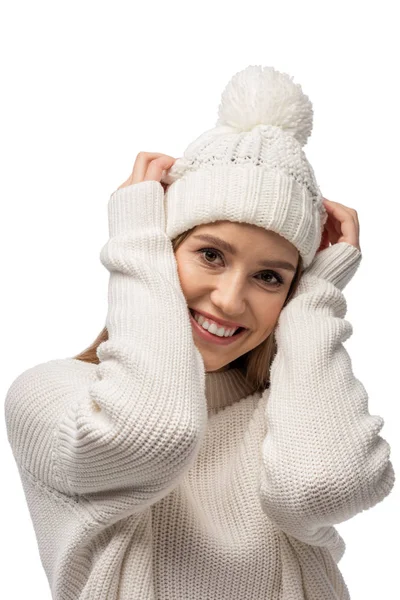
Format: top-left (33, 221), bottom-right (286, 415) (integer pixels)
top-left (192, 311), bottom-right (238, 337)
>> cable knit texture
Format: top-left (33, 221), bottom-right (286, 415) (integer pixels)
top-left (4, 181), bottom-right (395, 599)
top-left (162, 64), bottom-right (330, 269)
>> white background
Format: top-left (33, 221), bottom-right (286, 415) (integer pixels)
top-left (1, 1), bottom-right (399, 598)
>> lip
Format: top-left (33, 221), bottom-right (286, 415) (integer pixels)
top-left (189, 309), bottom-right (248, 346)
top-left (189, 308), bottom-right (248, 330)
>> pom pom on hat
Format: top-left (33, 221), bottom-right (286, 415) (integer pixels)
top-left (162, 65), bottom-right (315, 186)
top-left (216, 64), bottom-right (313, 148)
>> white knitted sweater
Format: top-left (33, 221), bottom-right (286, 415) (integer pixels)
top-left (4, 181), bottom-right (395, 599)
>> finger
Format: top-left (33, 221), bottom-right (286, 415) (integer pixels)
top-left (323, 199), bottom-right (358, 220)
top-left (325, 216), bottom-right (340, 243)
top-left (131, 152), bottom-right (166, 184)
top-left (327, 212), bottom-right (342, 237)
top-left (318, 228), bottom-right (330, 251)
top-left (144, 155), bottom-right (176, 182)
top-left (323, 200), bottom-right (359, 245)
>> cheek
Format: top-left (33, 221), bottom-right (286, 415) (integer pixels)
top-left (175, 256), bottom-right (201, 297)
top-left (257, 299), bottom-right (286, 332)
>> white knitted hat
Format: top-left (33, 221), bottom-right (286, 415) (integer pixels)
top-left (161, 65), bottom-right (328, 270)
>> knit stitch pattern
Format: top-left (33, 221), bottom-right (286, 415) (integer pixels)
top-left (4, 180), bottom-right (395, 599)
top-left (162, 65), bottom-right (328, 269)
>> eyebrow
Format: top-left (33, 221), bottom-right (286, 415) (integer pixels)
top-left (192, 234), bottom-right (297, 272)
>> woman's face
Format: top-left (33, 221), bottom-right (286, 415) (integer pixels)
top-left (174, 220), bottom-right (299, 373)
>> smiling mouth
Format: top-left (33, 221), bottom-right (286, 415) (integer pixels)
top-left (189, 309), bottom-right (244, 334)
top-left (189, 308), bottom-right (248, 332)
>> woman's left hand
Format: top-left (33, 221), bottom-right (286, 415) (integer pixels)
top-left (317, 198), bottom-right (361, 253)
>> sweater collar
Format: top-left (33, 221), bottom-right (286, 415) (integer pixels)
top-left (205, 367), bottom-right (258, 414)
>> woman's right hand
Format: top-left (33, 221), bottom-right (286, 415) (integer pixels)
top-left (117, 152), bottom-right (177, 192)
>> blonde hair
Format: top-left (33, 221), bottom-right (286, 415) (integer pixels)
top-left (73, 226), bottom-right (304, 394)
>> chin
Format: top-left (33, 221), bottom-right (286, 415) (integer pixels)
top-left (202, 357), bottom-right (231, 373)
top-left (206, 365), bottom-right (230, 373)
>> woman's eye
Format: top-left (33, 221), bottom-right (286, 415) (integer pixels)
top-left (257, 272), bottom-right (284, 287)
top-left (198, 248), bottom-right (223, 264)
top-left (195, 248), bottom-right (284, 288)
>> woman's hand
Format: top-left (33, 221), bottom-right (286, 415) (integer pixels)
top-left (117, 152), bottom-right (177, 191)
top-left (302, 197), bottom-right (362, 291)
top-left (317, 198), bottom-right (361, 253)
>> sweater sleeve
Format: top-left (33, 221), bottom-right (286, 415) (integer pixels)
top-left (5, 180), bottom-right (207, 507)
top-left (258, 242), bottom-right (395, 561)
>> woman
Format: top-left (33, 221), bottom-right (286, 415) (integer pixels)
top-left (4, 65), bottom-right (394, 599)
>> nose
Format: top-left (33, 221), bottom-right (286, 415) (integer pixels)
top-left (209, 277), bottom-right (247, 323)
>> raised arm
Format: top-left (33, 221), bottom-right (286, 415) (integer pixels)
top-left (5, 159), bottom-right (207, 511)
top-left (258, 242), bottom-right (395, 561)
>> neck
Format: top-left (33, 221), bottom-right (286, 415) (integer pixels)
top-left (204, 366), bottom-right (259, 414)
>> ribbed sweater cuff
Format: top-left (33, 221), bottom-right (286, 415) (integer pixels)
top-left (108, 181), bottom-right (165, 237)
top-left (304, 242), bottom-right (362, 291)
